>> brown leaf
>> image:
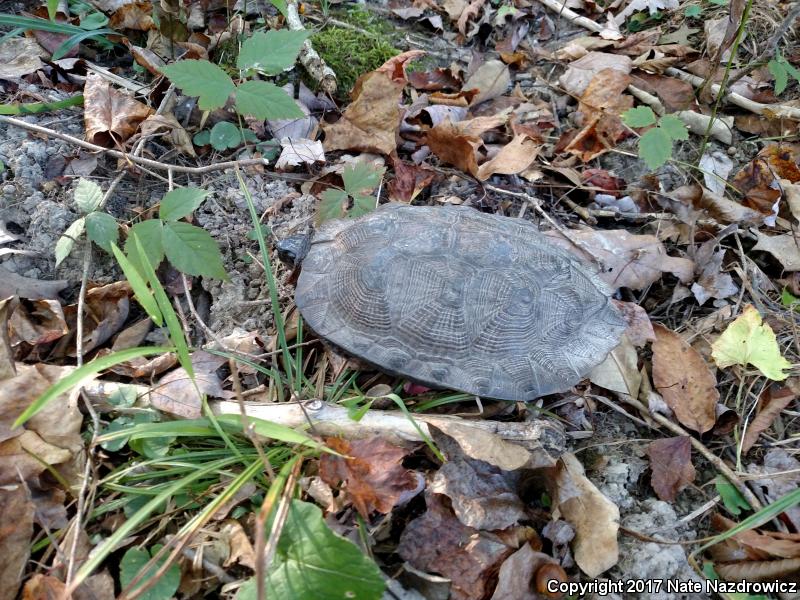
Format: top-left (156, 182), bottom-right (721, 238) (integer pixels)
top-left (397, 491), bottom-right (516, 600)
top-left (0, 297), bottom-right (17, 381)
top-left (22, 574), bottom-right (66, 600)
top-left (321, 71), bottom-right (404, 155)
top-left (630, 72), bottom-right (696, 112)
top-left (462, 60), bottom-right (510, 106)
top-left (647, 436), bottom-right (695, 501)
top-left (407, 68), bottom-right (461, 91)
top-left (741, 383), bottom-right (797, 453)
top-left (320, 436), bottom-right (420, 517)
top-left (8, 299), bottom-right (68, 349)
top-left (426, 114), bottom-right (506, 176)
top-left (542, 229), bottom-right (694, 290)
top-left (589, 333), bottom-right (641, 399)
top-left (651, 324), bottom-right (718, 434)
top-left (430, 456), bottom-right (527, 530)
top-left (83, 72), bottom-right (153, 147)
top-left (139, 113), bottom-right (196, 157)
top-left (752, 230), bottom-right (800, 271)
top-left (715, 557), bottom-right (800, 583)
top-left (388, 157), bottom-right (436, 202)
top-left (67, 281), bottom-right (131, 356)
top-left (558, 52), bottom-right (632, 97)
top-left (108, 1), bottom-right (155, 30)
top-left (0, 38), bottom-right (45, 79)
top-left (667, 184), bottom-right (764, 225)
top-left (490, 544), bottom-right (561, 600)
top-left (552, 453), bottom-right (619, 577)
top-left (613, 300), bottom-right (655, 347)
top-left (0, 485), bottom-right (35, 600)
top-left (456, 0), bottom-right (484, 35)
top-left (0, 266), bottom-right (67, 300)
top-left (476, 134), bottom-right (540, 180)
top-left (712, 513), bottom-right (800, 559)
top-left (149, 351), bottom-right (227, 418)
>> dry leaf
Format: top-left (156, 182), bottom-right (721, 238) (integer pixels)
top-left (543, 229), bottom-right (694, 290)
top-left (0, 38), bottom-right (46, 79)
top-left (491, 545), bottom-right (561, 600)
top-left (426, 114), bottom-right (506, 176)
top-left (139, 113), bottom-right (196, 157)
top-left (149, 351), bottom-right (227, 418)
top-left (275, 138), bottom-right (325, 169)
top-left (558, 52), bottom-right (633, 97)
top-left (108, 1), bottom-right (155, 30)
top-left (752, 230), bottom-right (800, 271)
top-left (588, 333), bottom-right (641, 399)
top-left (0, 266), bottom-right (67, 300)
top-left (462, 60), bottom-right (510, 105)
top-left (398, 490), bottom-right (516, 600)
top-left (388, 157), bottom-right (436, 202)
top-left (647, 436), bottom-right (695, 501)
top-left (320, 436), bottom-right (421, 517)
top-left (476, 134), bottom-right (540, 180)
top-left (741, 383), bottom-right (797, 453)
top-left (613, 300), bottom-right (655, 347)
top-left (84, 72), bottom-right (153, 147)
top-left (651, 324), bottom-right (718, 434)
top-left (1, 485), bottom-right (35, 600)
top-left (552, 453), bottom-right (619, 577)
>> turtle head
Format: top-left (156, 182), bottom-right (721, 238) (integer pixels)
top-left (276, 233), bottom-right (311, 269)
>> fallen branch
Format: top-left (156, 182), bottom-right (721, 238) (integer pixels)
top-left (80, 379), bottom-right (565, 460)
top-left (286, 0), bottom-right (337, 96)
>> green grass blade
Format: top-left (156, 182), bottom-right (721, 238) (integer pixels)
top-left (47, 0), bottom-right (58, 20)
top-left (0, 94), bottom-right (84, 115)
top-left (235, 169), bottom-right (294, 386)
top-left (13, 346), bottom-right (173, 427)
top-left (52, 28), bottom-right (116, 60)
top-left (0, 14), bottom-right (89, 33)
top-left (214, 413), bottom-right (329, 452)
top-left (111, 242), bottom-right (163, 326)
top-left (387, 394), bottom-right (444, 462)
top-left (133, 235), bottom-right (194, 378)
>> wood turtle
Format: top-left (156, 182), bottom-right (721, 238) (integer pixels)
top-left (278, 203), bottom-right (626, 401)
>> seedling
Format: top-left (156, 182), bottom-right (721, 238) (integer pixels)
top-left (318, 162), bottom-right (386, 224)
top-left (768, 52), bottom-right (800, 96)
top-left (622, 106), bottom-right (689, 169)
top-left (55, 178), bottom-right (119, 266)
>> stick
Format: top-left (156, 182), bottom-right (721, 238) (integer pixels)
top-left (285, 0), bottom-right (337, 95)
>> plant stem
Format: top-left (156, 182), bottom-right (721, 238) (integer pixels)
top-left (697, 0), bottom-right (754, 161)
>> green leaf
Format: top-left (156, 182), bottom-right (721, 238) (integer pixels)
top-left (768, 59), bottom-right (789, 95)
top-left (622, 106), bottom-right (657, 128)
top-left (160, 60), bottom-right (235, 111)
top-left (47, 0), bottom-right (58, 20)
top-left (708, 0), bottom-right (727, 4)
top-left (111, 242), bottom-right (163, 326)
top-left (711, 305), bottom-right (792, 380)
top-left (781, 288), bottom-right (799, 307)
top-left (638, 127), bottom-right (673, 169)
top-left (684, 5), bottom-right (701, 17)
top-left (85, 211), bottom-right (118, 252)
top-left (343, 162), bottom-right (385, 197)
top-left (55, 217), bottom-right (86, 266)
top-left (235, 80), bottom-right (304, 120)
top-left (120, 545), bottom-right (181, 600)
top-left (162, 221), bottom-right (227, 280)
top-left (209, 121), bottom-right (243, 151)
top-left (100, 416), bottom-right (134, 451)
top-left (125, 219), bottom-right (164, 273)
top-left (79, 11), bottom-right (109, 30)
top-left (193, 130), bottom-right (210, 146)
top-left (237, 29), bottom-right (310, 75)
top-left (74, 177), bottom-right (103, 213)
top-left (318, 189), bottom-right (348, 224)
top-left (13, 346), bottom-right (173, 427)
top-left (159, 187), bottom-right (209, 221)
top-left (715, 475), bottom-right (751, 517)
top-left (350, 195), bottom-right (375, 219)
top-left (236, 500), bottom-right (385, 600)
top-left (658, 114), bottom-right (689, 140)
top-left (782, 58), bottom-right (800, 82)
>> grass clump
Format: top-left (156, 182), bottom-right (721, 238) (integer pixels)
top-left (312, 7), bottom-right (400, 97)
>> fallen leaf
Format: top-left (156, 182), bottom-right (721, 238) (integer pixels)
top-left (741, 383), bottom-right (797, 453)
top-left (139, 113), bottom-right (196, 156)
top-left (613, 300), bottom-right (655, 347)
top-left (456, 0), bottom-right (484, 35)
top-left (221, 520), bottom-right (256, 570)
top-left (320, 436), bottom-right (421, 517)
top-left (275, 138), bottom-right (325, 169)
top-left (491, 544), bottom-right (561, 600)
top-left (647, 436), bottom-right (695, 501)
top-left (8, 299), bottom-right (68, 349)
top-left (430, 455), bottom-right (526, 530)
top-left (0, 485), bottom-right (35, 600)
top-left (589, 333), bottom-right (641, 399)
top-left (476, 134), bottom-right (540, 180)
top-left (108, 1), bottom-right (155, 30)
top-left (426, 114), bottom-right (506, 176)
top-left (397, 491), bottom-right (516, 600)
top-left (711, 305), bottom-right (791, 381)
top-left (462, 60), bottom-right (510, 105)
top-left (149, 351), bottom-right (228, 418)
top-left (753, 230), bottom-right (800, 271)
top-left (543, 229), bottom-right (694, 290)
top-left (690, 240), bottom-right (738, 305)
top-left (65, 281), bottom-right (131, 356)
top-left (652, 324), bottom-right (718, 434)
top-left (699, 151), bottom-right (734, 196)
top-left (747, 449), bottom-right (800, 530)
top-left (388, 157), bottom-right (436, 202)
top-left (84, 72), bottom-right (153, 146)
top-left (630, 72), bottom-right (696, 112)
top-left (0, 298), bottom-right (16, 381)
top-left (712, 513), bottom-right (800, 559)
top-left (666, 184), bottom-right (764, 225)
top-left (552, 453), bottom-right (619, 577)
top-left (0, 38), bottom-right (46, 79)
top-left (0, 266), bottom-right (67, 300)
top-left (407, 68), bottom-right (461, 91)
top-left (559, 52), bottom-right (632, 97)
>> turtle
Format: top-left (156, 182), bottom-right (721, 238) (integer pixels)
top-left (277, 203), bottom-right (626, 401)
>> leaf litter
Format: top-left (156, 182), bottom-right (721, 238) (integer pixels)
top-left (0, 0), bottom-right (799, 597)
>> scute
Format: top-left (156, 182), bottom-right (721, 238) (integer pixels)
top-left (294, 203), bottom-right (626, 401)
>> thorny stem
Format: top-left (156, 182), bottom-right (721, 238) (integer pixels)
top-left (697, 0), bottom-right (754, 161)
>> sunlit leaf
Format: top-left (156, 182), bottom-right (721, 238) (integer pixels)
top-left (237, 29), bottom-right (309, 74)
top-left (638, 127), bottom-right (672, 169)
top-left (622, 106), bottom-right (657, 128)
top-left (74, 177), bottom-right (103, 213)
top-left (85, 211), bottom-right (118, 252)
top-left (159, 187), bottom-right (210, 221)
top-left (161, 60), bottom-right (235, 110)
top-left (162, 221), bottom-right (227, 280)
top-left (55, 217), bottom-right (86, 266)
top-left (235, 80), bottom-right (304, 120)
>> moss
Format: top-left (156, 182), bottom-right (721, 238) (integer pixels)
top-left (311, 7), bottom-right (401, 98)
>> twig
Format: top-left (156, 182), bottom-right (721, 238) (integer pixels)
top-left (621, 393), bottom-right (763, 510)
top-left (286, 0), bottom-right (337, 95)
top-left (535, 0), bottom-right (604, 34)
top-left (0, 115), bottom-right (308, 178)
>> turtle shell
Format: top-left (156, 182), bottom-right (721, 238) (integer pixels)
top-left (295, 204), bottom-right (625, 401)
